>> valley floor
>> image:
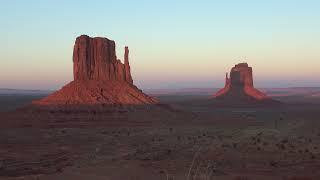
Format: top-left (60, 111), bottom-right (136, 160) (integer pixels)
top-left (0, 96), bottom-right (320, 180)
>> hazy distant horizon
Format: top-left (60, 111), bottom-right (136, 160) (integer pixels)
top-left (1, 85), bottom-right (320, 92)
top-left (1, 1), bottom-right (320, 90)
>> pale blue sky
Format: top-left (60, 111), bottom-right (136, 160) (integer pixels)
top-left (1, 0), bottom-right (320, 90)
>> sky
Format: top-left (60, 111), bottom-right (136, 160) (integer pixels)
top-left (1, 0), bottom-right (320, 90)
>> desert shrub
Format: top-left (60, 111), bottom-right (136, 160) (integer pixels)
top-left (282, 176), bottom-right (313, 180)
top-left (233, 176), bottom-right (251, 180)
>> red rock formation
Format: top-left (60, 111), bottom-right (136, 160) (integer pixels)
top-left (124, 46), bottom-right (133, 84)
top-left (214, 63), bottom-right (269, 101)
top-left (73, 35), bottom-right (133, 83)
top-left (33, 35), bottom-right (158, 105)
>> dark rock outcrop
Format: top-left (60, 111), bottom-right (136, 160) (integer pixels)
top-left (33, 35), bottom-right (157, 105)
top-left (214, 63), bottom-right (270, 101)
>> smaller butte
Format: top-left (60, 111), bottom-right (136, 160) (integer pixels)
top-left (214, 63), bottom-right (272, 102)
top-left (33, 35), bottom-right (158, 105)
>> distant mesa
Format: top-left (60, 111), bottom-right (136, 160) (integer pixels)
top-left (33, 35), bottom-right (158, 105)
top-left (213, 63), bottom-right (274, 103)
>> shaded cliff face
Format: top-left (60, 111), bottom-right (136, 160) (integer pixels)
top-left (33, 35), bottom-right (157, 105)
top-left (214, 63), bottom-right (269, 101)
top-left (73, 35), bottom-right (133, 83)
top-left (230, 63), bottom-right (253, 88)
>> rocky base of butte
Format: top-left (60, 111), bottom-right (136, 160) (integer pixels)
top-left (33, 35), bottom-right (158, 105)
top-left (213, 63), bottom-right (277, 104)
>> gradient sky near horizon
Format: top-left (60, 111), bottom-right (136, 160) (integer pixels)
top-left (1, 0), bottom-right (320, 90)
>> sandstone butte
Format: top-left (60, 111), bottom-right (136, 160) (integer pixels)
top-left (214, 63), bottom-right (270, 101)
top-left (33, 35), bottom-right (158, 105)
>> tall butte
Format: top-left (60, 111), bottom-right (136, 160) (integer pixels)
top-left (33, 35), bottom-right (158, 105)
top-left (213, 63), bottom-right (270, 101)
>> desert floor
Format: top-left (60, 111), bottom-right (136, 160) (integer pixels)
top-left (0, 94), bottom-right (320, 180)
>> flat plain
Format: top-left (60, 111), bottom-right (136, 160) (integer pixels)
top-left (0, 88), bottom-right (320, 180)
